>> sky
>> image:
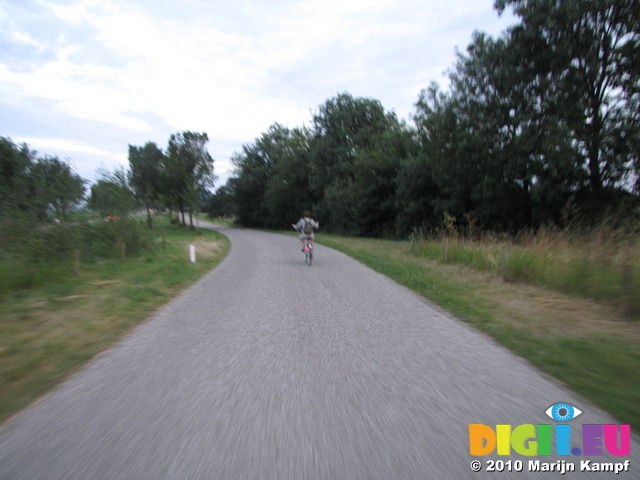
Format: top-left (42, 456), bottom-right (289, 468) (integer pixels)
top-left (0, 0), bottom-right (516, 188)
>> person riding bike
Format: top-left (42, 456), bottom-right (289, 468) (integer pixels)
top-left (292, 211), bottom-right (319, 251)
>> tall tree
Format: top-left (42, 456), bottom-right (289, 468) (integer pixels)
top-left (262, 126), bottom-right (313, 229)
top-left (413, 83), bottom-right (474, 227)
top-left (230, 129), bottom-right (276, 228)
top-left (349, 125), bottom-right (416, 237)
top-left (166, 131), bottom-right (216, 228)
top-left (0, 137), bottom-right (35, 218)
top-left (394, 151), bottom-right (440, 237)
top-left (128, 142), bottom-right (166, 229)
top-left (309, 93), bottom-right (407, 233)
top-left (31, 156), bottom-right (86, 221)
top-left (447, 31), bottom-right (582, 229)
top-left (88, 169), bottom-right (134, 218)
top-left (496, 0), bottom-right (640, 209)
top-left (205, 184), bottom-right (236, 219)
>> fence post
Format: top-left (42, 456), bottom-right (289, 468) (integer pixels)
top-left (190, 245), bottom-right (196, 263)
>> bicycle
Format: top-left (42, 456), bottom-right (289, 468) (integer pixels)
top-left (303, 236), bottom-right (313, 266)
top-left (293, 218), bottom-right (318, 266)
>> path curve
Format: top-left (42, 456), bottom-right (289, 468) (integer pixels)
top-left (0, 225), bottom-right (636, 479)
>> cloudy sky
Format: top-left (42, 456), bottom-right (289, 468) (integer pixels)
top-left (0, 0), bottom-right (516, 187)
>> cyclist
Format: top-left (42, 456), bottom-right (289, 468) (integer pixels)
top-left (292, 211), bottom-right (319, 251)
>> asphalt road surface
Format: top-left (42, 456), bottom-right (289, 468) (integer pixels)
top-left (0, 225), bottom-right (637, 479)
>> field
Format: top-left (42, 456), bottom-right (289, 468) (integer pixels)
top-left (0, 216), bottom-right (229, 423)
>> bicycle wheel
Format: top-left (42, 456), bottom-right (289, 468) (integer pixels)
top-left (304, 239), bottom-right (312, 265)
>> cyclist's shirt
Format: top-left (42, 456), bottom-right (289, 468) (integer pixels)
top-left (294, 217), bottom-right (318, 239)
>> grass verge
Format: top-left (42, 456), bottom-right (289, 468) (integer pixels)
top-left (411, 230), bottom-right (639, 318)
top-left (320, 234), bottom-right (640, 432)
top-left (0, 216), bottom-right (229, 423)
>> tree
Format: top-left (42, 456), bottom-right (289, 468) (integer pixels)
top-left (230, 94), bottom-right (417, 235)
top-left (229, 137), bottom-right (272, 228)
top-left (0, 137), bottom-right (35, 218)
top-left (309, 93), bottom-right (409, 233)
top-left (262, 126), bottom-right (313, 228)
top-left (349, 126), bottom-right (416, 237)
top-left (31, 156), bottom-right (85, 221)
top-left (395, 151), bottom-right (440, 237)
top-left (496, 0), bottom-right (640, 213)
top-left (88, 169), bottom-right (134, 218)
top-left (230, 123), bottom-right (309, 229)
top-left (309, 93), bottom-right (392, 197)
top-left (413, 83), bottom-right (474, 227)
top-left (205, 184), bottom-right (236, 219)
top-left (128, 142), bottom-right (166, 229)
top-left (447, 32), bottom-right (581, 229)
top-left (166, 132), bottom-right (216, 228)
top-left (0, 139), bottom-right (85, 222)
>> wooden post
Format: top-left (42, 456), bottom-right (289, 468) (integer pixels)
top-left (120, 242), bottom-right (126, 259)
top-left (444, 237), bottom-right (449, 263)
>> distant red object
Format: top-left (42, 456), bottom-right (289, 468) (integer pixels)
top-left (107, 215), bottom-right (118, 221)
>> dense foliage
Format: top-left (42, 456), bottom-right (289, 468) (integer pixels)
top-left (224, 0), bottom-right (639, 236)
top-left (0, 137), bottom-right (86, 222)
top-left (0, 131), bottom-right (214, 283)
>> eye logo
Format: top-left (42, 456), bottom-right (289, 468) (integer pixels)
top-left (545, 403), bottom-right (582, 422)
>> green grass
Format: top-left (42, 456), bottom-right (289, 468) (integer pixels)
top-left (320, 233), bottom-right (640, 432)
top-left (0, 216), bottom-right (229, 423)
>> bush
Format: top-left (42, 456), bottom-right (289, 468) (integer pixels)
top-left (0, 217), bottom-right (153, 298)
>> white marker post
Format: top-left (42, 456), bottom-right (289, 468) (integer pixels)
top-left (189, 245), bottom-right (196, 263)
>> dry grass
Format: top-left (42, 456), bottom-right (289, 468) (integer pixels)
top-left (187, 237), bottom-right (226, 260)
top-left (385, 241), bottom-right (640, 339)
top-left (410, 225), bottom-right (640, 317)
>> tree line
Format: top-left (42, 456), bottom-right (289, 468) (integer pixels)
top-left (1, 131), bottom-right (215, 272)
top-left (219, 0), bottom-right (639, 236)
top-left (116, 131), bottom-right (214, 229)
top-left (0, 137), bottom-right (86, 222)
top-left (0, 132), bottom-right (215, 228)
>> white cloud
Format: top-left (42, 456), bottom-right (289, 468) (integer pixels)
top-left (1, 0), bottom-right (517, 183)
top-left (35, 0), bottom-right (306, 138)
top-left (16, 136), bottom-right (128, 164)
top-left (11, 30), bottom-right (42, 48)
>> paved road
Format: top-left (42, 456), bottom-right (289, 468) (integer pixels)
top-left (0, 226), bottom-right (637, 479)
